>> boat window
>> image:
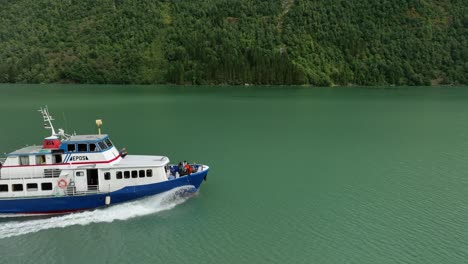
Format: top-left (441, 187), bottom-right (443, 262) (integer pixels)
top-left (124, 171), bottom-right (130, 179)
top-left (105, 138), bottom-right (113, 148)
top-left (68, 144), bottom-right (76, 152)
top-left (26, 183), bottom-right (38, 191)
top-left (98, 141), bottom-right (108, 150)
top-left (76, 171), bottom-right (84, 177)
top-left (131, 171), bottom-right (138, 178)
top-left (139, 170), bottom-right (145, 178)
top-left (104, 172), bottom-right (111, 180)
top-left (116, 171), bottom-right (123, 179)
top-left (146, 169), bottom-right (153, 177)
top-left (78, 144), bottom-right (88, 152)
top-left (19, 156), bottom-right (30, 166)
top-left (90, 143), bottom-right (99, 152)
top-left (12, 184), bottom-right (23, 192)
top-left (0, 184), bottom-right (8, 192)
top-left (53, 154), bottom-right (62, 164)
top-left (41, 182), bottom-right (53, 190)
top-left (36, 155), bottom-right (46, 165)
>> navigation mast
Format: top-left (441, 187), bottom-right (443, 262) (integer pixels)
top-left (38, 106), bottom-right (56, 137)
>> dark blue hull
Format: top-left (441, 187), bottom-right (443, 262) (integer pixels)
top-left (0, 169), bottom-right (208, 215)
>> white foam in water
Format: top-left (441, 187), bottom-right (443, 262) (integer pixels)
top-left (0, 185), bottom-right (196, 239)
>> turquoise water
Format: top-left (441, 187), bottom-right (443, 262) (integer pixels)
top-left (0, 85), bottom-right (468, 263)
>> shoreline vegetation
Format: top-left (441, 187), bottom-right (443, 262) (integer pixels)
top-left (1, 83), bottom-right (466, 89)
top-left (1, 0), bottom-right (467, 86)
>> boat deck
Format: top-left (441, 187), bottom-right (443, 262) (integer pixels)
top-left (113, 155), bottom-right (169, 168)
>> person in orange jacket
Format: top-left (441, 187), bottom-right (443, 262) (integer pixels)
top-left (184, 161), bottom-right (192, 175)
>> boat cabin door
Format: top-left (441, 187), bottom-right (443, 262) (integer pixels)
top-left (86, 169), bottom-right (99, 191)
top-left (74, 169), bottom-right (99, 192)
top-left (74, 170), bottom-right (87, 192)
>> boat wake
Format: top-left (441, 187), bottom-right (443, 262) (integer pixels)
top-left (0, 185), bottom-right (196, 239)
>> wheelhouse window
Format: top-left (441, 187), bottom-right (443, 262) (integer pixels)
top-left (124, 171), bottom-right (130, 179)
top-left (146, 169), bottom-right (153, 177)
top-left (36, 155), bottom-right (46, 165)
top-left (78, 144), bottom-right (88, 152)
top-left (105, 138), bottom-right (113, 148)
top-left (53, 154), bottom-right (62, 164)
top-left (41, 182), bottom-right (52, 190)
top-left (90, 143), bottom-right (99, 152)
top-left (116, 171), bottom-right (123, 179)
top-left (104, 172), bottom-right (111, 180)
top-left (67, 144), bottom-right (76, 152)
top-left (26, 183), bottom-right (38, 191)
top-left (98, 141), bottom-right (108, 150)
top-left (139, 170), bottom-right (145, 178)
top-left (12, 184), bottom-right (23, 192)
top-left (131, 170), bottom-right (138, 178)
top-left (19, 156), bottom-right (30, 166)
top-left (0, 185), bottom-right (8, 192)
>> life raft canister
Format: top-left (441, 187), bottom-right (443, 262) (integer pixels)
top-left (58, 179), bottom-right (68, 189)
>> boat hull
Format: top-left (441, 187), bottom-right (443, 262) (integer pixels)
top-left (0, 169), bottom-right (208, 215)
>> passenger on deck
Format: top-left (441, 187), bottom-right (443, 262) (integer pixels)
top-left (191, 164), bottom-right (198, 173)
top-left (120, 148), bottom-right (127, 158)
top-left (178, 162), bottom-right (187, 176)
top-left (184, 161), bottom-right (192, 175)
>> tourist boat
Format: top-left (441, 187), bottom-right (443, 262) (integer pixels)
top-left (0, 107), bottom-right (209, 215)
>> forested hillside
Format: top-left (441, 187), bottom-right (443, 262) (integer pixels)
top-left (0, 0), bottom-right (467, 86)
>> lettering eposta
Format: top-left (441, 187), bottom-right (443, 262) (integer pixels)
top-left (69, 156), bottom-right (89, 161)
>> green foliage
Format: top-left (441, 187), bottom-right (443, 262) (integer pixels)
top-left (0, 0), bottom-right (466, 85)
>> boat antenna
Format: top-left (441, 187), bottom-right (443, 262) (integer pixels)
top-left (38, 106), bottom-right (57, 137)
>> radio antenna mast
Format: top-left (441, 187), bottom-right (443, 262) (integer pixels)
top-left (38, 106), bottom-right (56, 137)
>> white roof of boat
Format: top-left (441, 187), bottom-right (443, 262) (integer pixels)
top-left (9, 146), bottom-right (50, 155)
top-left (113, 155), bottom-right (169, 167)
top-left (66, 134), bottom-right (108, 142)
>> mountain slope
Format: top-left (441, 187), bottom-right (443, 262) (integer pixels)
top-left (0, 0), bottom-right (466, 85)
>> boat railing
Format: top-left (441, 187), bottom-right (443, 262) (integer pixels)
top-left (63, 185), bottom-right (103, 196)
top-left (0, 170), bottom-right (62, 180)
top-left (167, 163), bottom-right (206, 176)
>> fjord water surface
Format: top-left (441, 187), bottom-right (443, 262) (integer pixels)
top-left (0, 85), bottom-right (467, 264)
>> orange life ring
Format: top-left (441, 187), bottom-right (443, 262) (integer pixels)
top-left (58, 179), bottom-right (68, 189)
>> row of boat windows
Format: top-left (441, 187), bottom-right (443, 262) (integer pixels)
top-left (104, 170), bottom-right (153, 180)
top-left (15, 139), bottom-right (113, 166)
top-left (67, 138), bottom-right (113, 153)
top-left (19, 154), bottom-right (63, 166)
top-left (0, 182), bottom-right (53, 192)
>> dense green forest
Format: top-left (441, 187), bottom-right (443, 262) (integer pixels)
top-left (0, 0), bottom-right (467, 86)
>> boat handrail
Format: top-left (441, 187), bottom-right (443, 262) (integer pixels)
top-left (63, 185), bottom-right (104, 196)
top-left (0, 184), bottom-right (111, 200)
top-left (64, 184), bottom-right (110, 196)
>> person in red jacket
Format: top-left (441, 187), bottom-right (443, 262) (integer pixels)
top-left (184, 161), bottom-right (192, 175)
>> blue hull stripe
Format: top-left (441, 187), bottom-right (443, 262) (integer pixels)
top-left (0, 170), bottom-right (208, 214)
